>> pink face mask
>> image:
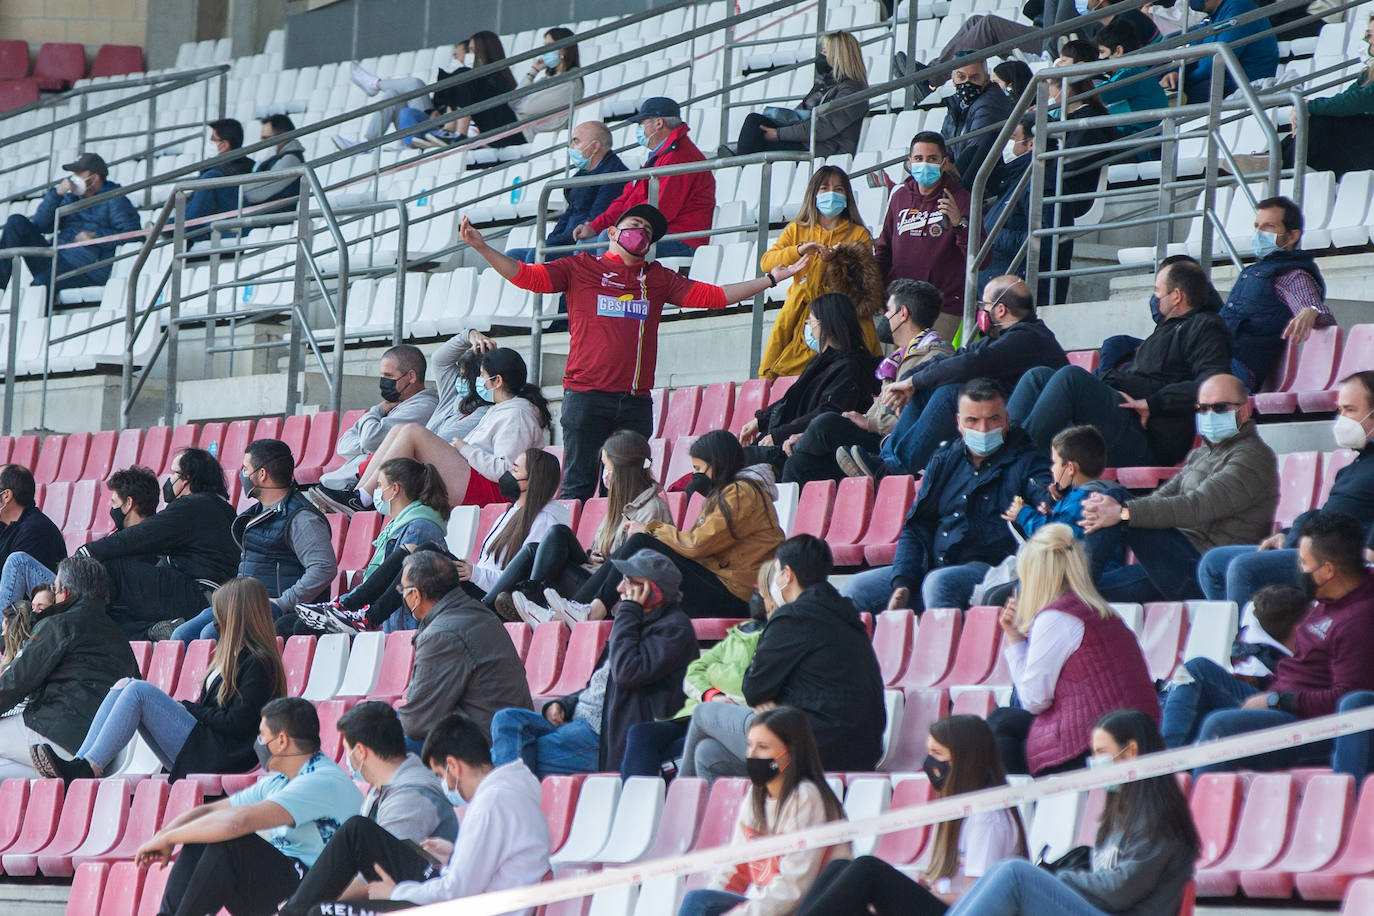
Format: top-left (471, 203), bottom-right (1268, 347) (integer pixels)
top-left (616, 227), bottom-right (652, 257)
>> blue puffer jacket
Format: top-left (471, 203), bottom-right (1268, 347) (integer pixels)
top-left (1015, 478), bottom-right (1133, 579)
top-left (30, 181), bottom-right (141, 284)
top-left (183, 155), bottom-right (256, 239)
top-left (1182, 0), bottom-right (1279, 103)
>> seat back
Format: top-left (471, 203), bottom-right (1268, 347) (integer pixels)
top-left (338, 511), bottom-right (384, 570)
top-left (300, 632), bottom-right (351, 701)
top-left (1274, 451), bottom-right (1320, 530)
top-left (171, 639), bottom-right (216, 702)
top-left (692, 382), bottom-right (735, 435)
top-left (525, 622), bottom-right (571, 697)
top-left (0, 40), bottom-right (28, 79)
top-left (90, 44), bottom-right (144, 77)
top-left (1140, 602), bottom-right (1188, 681)
top-left (540, 621), bottom-right (611, 699)
top-left (934, 605), bottom-right (1002, 687)
top-left (541, 774), bottom-right (587, 853)
top-left (659, 386), bottom-right (702, 441)
top-left (282, 635), bottom-right (316, 697)
top-left (33, 42), bottom-right (84, 89)
top-left (873, 609), bottom-right (914, 686)
top-left (81, 430), bottom-right (118, 482)
top-left (790, 479), bottom-right (836, 539)
top-left (32, 434), bottom-right (66, 486)
top-left (729, 379), bottom-right (770, 437)
top-left (144, 640), bottom-right (184, 695)
top-left (896, 606), bottom-right (961, 689)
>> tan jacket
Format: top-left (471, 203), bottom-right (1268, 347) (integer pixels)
top-left (866, 331), bottom-right (954, 437)
top-left (594, 485), bottom-right (673, 557)
top-left (1126, 420), bottom-right (1279, 552)
top-left (645, 475), bottom-right (783, 601)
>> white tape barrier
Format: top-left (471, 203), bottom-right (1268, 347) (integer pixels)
top-left (406, 705), bottom-right (1374, 916)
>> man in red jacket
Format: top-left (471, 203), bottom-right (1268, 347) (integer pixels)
top-left (460, 205), bottom-right (810, 500)
top-left (1159, 510), bottom-right (1374, 773)
top-left (572, 97), bottom-right (715, 257)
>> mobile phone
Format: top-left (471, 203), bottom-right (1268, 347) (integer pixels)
top-left (403, 839), bottom-right (444, 867)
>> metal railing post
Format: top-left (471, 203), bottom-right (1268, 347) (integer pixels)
top-left (285, 187), bottom-right (311, 417)
top-left (1200, 61), bottom-right (1224, 270)
top-left (1024, 81), bottom-right (1050, 308)
top-left (1290, 89), bottom-right (1308, 210)
top-left (752, 161), bottom-right (772, 378)
top-left (165, 191), bottom-right (187, 426)
top-left (145, 94), bottom-right (158, 209)
top-left (719, 19), bottom-right (735, 158)
top-left (3, 259), bottom-right (18, 435)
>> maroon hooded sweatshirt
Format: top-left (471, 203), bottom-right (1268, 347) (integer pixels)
top-left (1272, 572), bottom-right (1374, 717)
top-left (873, 173), bottom-right (971, 317)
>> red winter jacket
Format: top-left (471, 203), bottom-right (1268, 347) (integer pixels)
top-left (587, 124), bottom-right (716, 248)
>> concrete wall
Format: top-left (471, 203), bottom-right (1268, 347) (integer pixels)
top-left (0, 0), bottom-right (148, 53)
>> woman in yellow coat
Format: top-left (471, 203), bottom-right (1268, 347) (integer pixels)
top-left (758, 165), bottom-right (881, 378)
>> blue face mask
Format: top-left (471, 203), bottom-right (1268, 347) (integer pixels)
top-left (908, 161), bottom-right (942, 187)
top-left (455, 377), bottom-right (472, 399)
top-left (1251, 229), bottom-right (1280, 259)
top-left (475, 376), bottom-right (493, 402)
top-left (444, 782), bottom-right (467, 807)
top-left (541, 50), bottom-right (561, 70)
top-left (1148, 294), bottom-right (1163, 326)
top-left (635, 123), bottom-right (652, 149)
top-left (371, 486), bottom-right (392, 517)
top-left (1074, 0), bottom-right (1091, 13)
top-left (568, 145), bottom-right (591, 170)
top-left (962, 426), bottom-right (1003, 456)
top-left (1196, 409), bottom-right (1239, 443)
top-left (803, 324), bottom-right (821, 351)
top-left (815, 190), bottom-right (847, 217)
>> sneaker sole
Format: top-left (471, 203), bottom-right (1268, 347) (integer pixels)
top-left (30, 745), bottom-right (59, 779)
top-left (308, 487), bottom-right (359, 517)
top-left (318, 609), bottom-right (360, 635)
top-left (835, 446), bottom-right (865, 479)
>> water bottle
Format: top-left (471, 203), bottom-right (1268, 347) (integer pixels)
top-left (208, 441), bottom-right (218, 457)
top-left (510, 176), bottom-right (522, 204)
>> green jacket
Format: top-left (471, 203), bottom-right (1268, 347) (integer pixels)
top-left (366, 500), bottom-right (447, 579)
top-left (670, 619), bottom-right (764, 720)
top-left (1308, 75), bottom-right (1374, 118)
top-left (0, 595), bottom-right (139, 753)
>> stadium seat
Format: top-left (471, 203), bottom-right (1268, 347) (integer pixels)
top-left (1027, 790), bottom-right (1085, 864)
top-left (1241, 772), bottom-right (1355, 898)
top-left (63, 479), bottom-right (100, 534)
top-left (97, 861), bottom-right (146, 916)
top-left (137, 427), bottom-right (170, 475)
top-left (172, 638), bottom-right (216, 702)
top-left (0, 779), bottom-right (30, 856)
top-left (162, 425), bottom-right (198, 475)
top-left (883, 688), bottom-right (948, 773)
top-left (338, 511), bottom-right (383, 571)
top-left (282, 634), bottom-right (316, 697)
top-left (128, 640), bottom-right (152, 678)
top-left (79, 777), bottom-right (171, 866)
top-left (537, 620), bottom-right (612, 702)
top-left (0, 780), bottom-right (64, 874)
top-left (728, 379), bottom-right (769, 437)
top-left (525, 621), bottom-right (572, 697)
top-left (349, 630), bottom-right (414, 702)
top-left (595, 776), bottom-right (667, 863)
top-left (550, 775), bottom-right (622, 867)
top-left (933, 605), bottom-right (1002, 688)
top-left (769, 375), bottom-right (799, 401)
top-left (9, 435), bottom-right (37, 471)
top-left (4, 778), bottom-right (97, 876)
top-left (220, 419), bottom-right (255, 474)
top-left (90, 44), bottom-right (144, 78)
top-left (950, 687), bottom-right (997, 717)
top-left (1196, 772), bottom-right (1298, 897)
top-left (0, 78), bottom-right (38, 112)
top-left (0, 438), bottom-right (10, 465)
top-left (541, 774), bottom-right (586, 854)
top-left (0, 40), bottom-right (28, 79)
top-left (649, 389), bottom-right (669, 439)
top-left (874, 688), bottom-right (906, 771)
top-left (81, 430), bottom-right (118, 482)
top-left (1181, 601), bottom-right (1238, 669)
top-left (1297, 774), bottom-right (1374, 900)
top-left (40, 480), bottom-right (72, 529)
top-left (300, 632), bottom-right (351, 701)
top-left (504, 621), bottom-right (531, 661)
top-left (293, 411), bottom-right (339, 484)
top-left (1298, 324), bottom-right (1374, 412)
top-left (822, 476), bottom-right (873, 560)
top-left (1066, 349), bottom-right (1101, 373)
top-left (35, 777), bottom-right (131, 876)
top-left (65, 862), bottom-right (106, 916)
top-left (895, 607), bottom-right (961, 689)
top-left (576, 497), bottom-right (608, 548)
top-left (279, 414), bottom-right (309, 461)
top-left (1318, 449), bottom-right (1357, 506)
top-left (871, 775), bottom-right (934, 864)
top-left (1344, 878), bottom-right (1374, 915)
top-left (1274, 451), bottom-right (1321, 530)
top-left (332, 631), bottom-right (387, 699)
top-left (467, 503), bottom-right (511, 564)
top-left (790, 479), bottom-right (836, 539)
top-left (692, 382), bottom-right (735, 436)
top-left (1191, 773), bottom-right (1242, 868)
top-left (144, 639), bottom-right (185, 695)
top-left (33, 42), bottom-right (84, 90)
top-left (1140, 602), bottom-right (1187, 681)
top-left (315, 409), bottom-right (366, 481)
top-left (32, 434), bottom-right (65, 486)
top-left (317, 698), bottom-right (354, 761)
top-left (639, 777), bottom-right (708, 861)
top-left (136, 861), bottom-right (173, 916)
top-left (872, 609), bottom-right (914, 687)
top-left (1254, 325), bottom-right (1340, 414)
top-left (51, 432), bottom-right (89, 484)
top-left (661, 436), bottom-right (700, 488)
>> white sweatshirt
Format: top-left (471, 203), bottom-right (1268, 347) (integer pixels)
top-left (458, 396), bottom-right (548, 483)
top-left (469, 501), bottom-right (572, 592)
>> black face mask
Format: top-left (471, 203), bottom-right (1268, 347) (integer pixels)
top-left (745, 755), bottom-right (782, 787)
top-left (954, 81), bottom-right (984, 109)
top-left (685, 472), bottom-right (712, 499)
top-left (497, 471), bottom-right (522, 503)
top-left (1301, 570), bottom-right (1320, 601)
top-left (814, 52), bottom-right (833, 80)
top-left (110, 506), bottom-right (126, 530)
top-left (875, 313), bottom-right (897, 345)
top-left (162, 478), bottom-right (178, 504)
top-left (922, 754), bottom-right (951, 791)
top-left (379, 376), bottom-right (402, 403)
top-left (1148, 294), bottom-right (1164, 326)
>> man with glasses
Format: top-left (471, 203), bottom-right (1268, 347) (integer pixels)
top-left (174, 118), bottom-right (255, 248)
top-left (1074, 373), bottom-right (1278, 602)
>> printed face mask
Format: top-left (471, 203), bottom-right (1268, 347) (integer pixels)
top-left (616, 227), bottom-right (652, 257)
top-left (745, 755), bottom-right (783, 786)
top-left (922, 754), bottom-right (950, 790)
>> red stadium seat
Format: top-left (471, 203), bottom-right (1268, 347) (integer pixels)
top-left (640, 777), bottom-right (708, 860)
top-left (37, 776), bottom-right (132, 876)
top-left (357, 630), bottom-right (415, 702)
top-left (4, 778), bottom-right (97, 875)
top-left (859, 474), bottom-right (916, 567)
top-left (790, 479), bottom-right (836, 538)
top-left (692, 382), bottom-right (735, 435)
top-left (0, 778), bottom-right (30, 854)
top-left (1260, 335), bottom-right (1300, 394)
top-left (1274, 451), bottom-right (1320, 531)
top-left (98, 861), bottom-right (146, 916)
top-left (81, 430), bottom-right (118, 482)
top-left (895, 606), bottom-right (962, 689)
top-left (648, 437), bottom-right (668, 483)
top-left (41, 481), bottom-right (72, 530)
top-left (0, 78), bottom-right (37, 112)
top-left (664, 491), bottom-right (687, 527)
top-left (338, 511), bottom-right (384, 571)
top-left (10, 434), bottom-right (37, 470)
top-left (90, 44), bottom-right (144, 78)
top-left (541, 774), bottom-right (586, 853)
top-left (933, 606), bottom-right (1002, 688)
top-left (1298, 325), bottom-right (1374, 412)
top-left (196, 422), bottom-right (227, 461)
top-left (872, 609), bottom-right (914, 687)
top-left (172, 638), bottom-right (216, 702)
top-left (682, 492), bottom-right (706, 529)
top-left (315, 409), bottom-right (366, 481)
top-left (128, 640), bottom-right (152, 678)
top-left (661, 436), bottom-right (700, 487)
top-left (0, 40), bottom-right (28, 79)
top-left (293, 411), bottom-right (339, 484)
top-left (768, 375), bottom-right (799, 401)
top-left (1195, 772), bottom-right (1297, 897)
top-left (1066, 349), bottom-right (1100, 373)
top-left (163, 425), bottom-right (198, 474)
top-left (558, 498), bottom-right (581, 534)
top-left (694, 778), bottom-right (750, 852)
top-left (327, 514), bottom-right (347, 560)
top-left (252, 416), bottom-right (282, 441)
top-left (80, 777), bottom-right (169, 867)
top-left (981, 632), bottom-right (1013, 686)
top-left (1254, 325), bottom-right (1340, 415)
top-left (33, 42), bottom-right (85, 90)
top-left (279, 414), bottom-right (309, 461)
top-left (65, 861), bottom-right (106, 916)
top-left (1113, 465), bottom-right (1182, 490)
top-left (144, 639), bottom-right (185, 695)
top-left (1318, 449), bottom-right (1357, 507)
top-left (0, 437), bottom-right (11, 464)
top-left (883, 688), bottom-right (948, 772)
top-left (316, 698), bottom-right (355, 761)
top-left (1240, 772), bottom-right (1354, 898)
top-left (504, 621), bottom-right (531, 661)
top-left (52, 432), bottom-right (90, 483)
top-left (822, 476), bottom-right (873, 559)
top-left (728, 379), bottom-right (770, 437)
top-left (950, 687), bottom-right (997, 717)
top-left (650, 388), bottom-right (668, 438)
top-left (283, 635), bottom-right (316, 697)
top-left (1140, 602), bottom-right (1187, 681)
top-left (63, 479), bottom-right (99, 536)
top-left (536, 620), bottom-right (612, 702)
top-left (219, 420), bottom-right (254, 476)
top-left (136, 861), bottom-right (173, 916)
top-left (32, 434), bottom-right (66, 486)
top-left (1297, 774), bottom-right (1374, 900)
top-left (872, 776), bottom-right (934, 864)
top-left (0, 779), bottom-right (62, 870)
top-left (467, 503), bottom-right (510, 563)
top-left (691, 618), bottom-right (745, 641)
top-left (525, 621), bottom-right (571, 697)
top-left (137, 427), bottom-right (169, 475)
top-left (575, 497), bottom-right (608, 548)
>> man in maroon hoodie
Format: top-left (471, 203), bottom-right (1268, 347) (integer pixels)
top-left (874, 130), bottom-right (971, 341)
top-left (1159, 510), bottom-right (1374, 773)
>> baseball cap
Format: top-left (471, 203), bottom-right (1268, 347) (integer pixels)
top-left (61, 153), bottom-right (108, 178)
top-left (618, 204), bottom-right (669, 243)
top-left (625, 97), bottom-right (681, 123)
top-left (610, 549), bottom-right (683, 601)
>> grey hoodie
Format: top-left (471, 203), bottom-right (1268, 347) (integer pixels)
top-left (362, 753), bottom-right (459, 844)
top-left (1058, 826), bottom-right (1196, 916)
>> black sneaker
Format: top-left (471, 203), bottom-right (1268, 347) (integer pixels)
top-left (309, 484), bottom-right (366, 516)
top-left (31, 744), bottom-right (94, 784)
top-left (146, 618), bottom-right (185, 642)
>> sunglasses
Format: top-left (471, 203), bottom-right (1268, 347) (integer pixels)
top-left (1195, 401), bottom-right (1243, 413)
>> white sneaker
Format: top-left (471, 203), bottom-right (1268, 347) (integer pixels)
top-left (544, 588), bottom-right (591, 626)
top-left (513, 591), bottom-right (553, 628)
top-left (350, 61), bottom-right (381, 96)
top-left (332, 134), bottom-right (364, 152)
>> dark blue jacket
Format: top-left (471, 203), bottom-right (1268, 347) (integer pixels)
top-left (893, 425), bottom-right (1052, 583)
top-left (547, 152), bottom-right (628, 247)
top-left (1015, 478), bottom-right (1132, 580)
top-left (1219, 249), bottom-right (1324, 391)
top-left (30, 181), bottom-right (141, 285)
top-left (231, 489), bottom-right (325, 600)
top-left (1287, 442), bottom-right (1374, 549)
top-left (1182, 0), bottom-right (1279, 103)
top-left (0, 506), bottom-right (66, 572)
top-left (942, 82), bottom-right (1014, 184)
top-left (902, 315), bottom-right (1069, 395)
top-left (183, 155), bottom-right (255, 242)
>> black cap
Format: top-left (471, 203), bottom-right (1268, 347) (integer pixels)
top-left (619, 204), bottom-right (668, 243)
top-left (62, 153), bottom-right (108, 178)
top-left (626, 97), bottom-right (681, 122)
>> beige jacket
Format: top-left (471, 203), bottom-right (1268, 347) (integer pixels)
top-left (592, 485), bottom-right (673, 557)
top-left (866, 330), bottom-right (955, 437)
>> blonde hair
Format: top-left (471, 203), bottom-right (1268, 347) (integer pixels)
top-left (1014, 524), bottom-right (1114, 633)
top-left (1, 601), bottom-right (34, 671)
top-left (821, 31), bottom-right (868, 87)
top-left (757, 558), bottom-right (778, 614)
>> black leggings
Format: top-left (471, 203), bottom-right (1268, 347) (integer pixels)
top-left (275, 541), bottom-right (455, 637)
top-left (573, 532), bottom-right (750, 619)
top-left (782, 411), bottom-right (883, 484)
top-left (481, 524), bottom-right (592, 606)
top-left (797, 856), bottom-right (948, 916)
top-left (160, 833), bottom-right (306, 916)
top-left (987, 706), bottom-right (1090, 777)
top-left (279, 816), bottom-right (435, 916)
top-left (736, 112), bottom-right (808, 156)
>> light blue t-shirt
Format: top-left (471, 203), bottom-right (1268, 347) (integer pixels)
top-left (229, 751), bottom-right (363, 867)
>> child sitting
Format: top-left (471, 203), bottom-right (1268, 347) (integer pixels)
top-left (1230, 584), bottom-right (1307, 690)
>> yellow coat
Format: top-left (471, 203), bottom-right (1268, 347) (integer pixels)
top-left (758, 219), bottom-right (881, 379)
top-left (645, 479), bottom-right (784, 602)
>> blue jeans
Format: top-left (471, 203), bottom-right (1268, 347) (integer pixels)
top-left (1333, 691), bottom-right (1374, 784)
top-left (922, 561), bottom-right (991, 611)
top-left (1096, 527), bottom-right (1203, 603)
top-left (947, 859), bottom-right (1109, 916)
top-left (74, 678), bottom-right (198, 771)
top-left (841, 565), bottom-right (898, 614)
top-left (0, 552), bottom-right (55, 611)
top-left (678, 889), bottom-right (748, 916)
top-left (620, 720), bottom-right (687, 779)
top-left (171, 607), bottom-right (218, 645)
top-left (1161, 657), bottom-right (1256, 748)
top-left (489, 707), bottom-right (600, 778)
top-left (1196, 545), bottom-right (1300, 605)
top-left (879, 383), bottom-right (960, 476)
top-left (1007, 365), bottom-right (1156, 467)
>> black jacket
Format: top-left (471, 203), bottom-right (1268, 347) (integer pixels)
top-left (0, 506), bottom-right (66, 573)
top-left (742, 581), bottom-right (886, 770)
top-left (80, 492), bottom-right (239, 584)
top-left (756, 345), bottom-right (880, 441)
top-left (0, 594), bottom-right (139, 752)
top-left (942, 83), bottom-right (1015, 184)
top-left (170, 651), bottom-right (281, 780)
top-left (1101, 308), bottom-right (1232, 465)
top-left (1287, 442), bottom-right (1374, 548)
top-left (550, 598), bottom-right (698, 771)
top-left (903, 316), bottom-right (1068, 395)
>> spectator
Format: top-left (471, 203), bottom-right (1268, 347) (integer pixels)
top-left (1162, 0), bottom-right (1277, 104)
top-left (1053, 39), bottom-right (1101, 66)
top-left (286, 713), bottom-right (550, 915)
top-left (783, 280), bottom-right (952, 484)
top-left (292, 457), bottom-right (450, 635)
top-left (573, 98), bottom-right (715, 256)
top-left (498, 430), bottom-right (672, 624)
top-left (491, 549), bottom-right (698, 776)
top-left (620, 559), bottom-right (774, 779)
top-left (244, 114), bottom-right (306, 208)
top-left (1079, 373), bottom-right (1278, 603)
top-left (511, 27), bottom-right (584, 135)
top-left (335, 64), bottom-right (434, 151)
top-left (103, 465), bottom-right (159, 532)
top-left (977, 116), bottom-right (1036, 293)
top-left (179, 119), bottom-right (255, 244)
top-left (681, 535), bottom-right (886, 777)
top-left (71, 450), bottom-right (238, 640)
top-left (316, 344), bottom-right (439, 492)
top-left (424, 331), bottom-right (494, 442)
top-left (948, 708), bottom-right (1199, 916)
top-left (942, 58), bottom-right (1015, 184)
top-left (427, 32), bottom-right (527, 149)
top-left (1098, 253), bottom-right (1225, 372)
top-left (462, 205), bottom-right (809, 500)
top-left (0, 466), bottom-right (65, 587)
top-left (134, 697), bottom-right (362, 916)
top-left (991, 60), bottom-right (1033, 101)
top-left (1198, 371), bottom-right (1374, 605)
top-left (874, 132), bottom-right (971, 340)
top-left (1008, 258), bottom-right (1231, 467)
top-left (1230, 583), bottom-right (1307, 689)
top-left (27, 583), bottom-right (53, 614)
top-left (987, 526), bottom-right (1160, 775)
top-left (758, 166), bottom-right (878, 379)
top-left (32, 576), bottom-right (286, 782)
top-left (1218, 195), bottom-right (1331, 391)
top-left (841, 378), bottom-right (1052, 614)
top-left (797, 715), bottom-right (1027, 915)
top-left (505, 121), bottom-right (627, 263)
top-left (0, 557), bottom-right (138, 779)
top-left (678, 706), bottom-right (849, 916)
top-left (542, 431), bottom-right (785, 622)
top-left (839, 276), bottom-right (1067, 482)
top-left (317, 347), bottom-right (552, 513)
top-left (277, 701), bottom-right (459, 916)
top-left (0, 152), bottom-right (140, 294)
top-left (0, 598), bottom-right (35, 673)
top-left (1095, 21), bottom-right (1169, 135)
top-left (728, 32), bottom-right (869, 158)
top-left (741, 293), bottom-right (880, 476)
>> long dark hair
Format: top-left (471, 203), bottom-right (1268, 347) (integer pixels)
top-left (209, 577), bottom-right (287, 707)
top-left (480, 348), bottom-right (552, 431)
top-left (544, 27), bottom-right (580, 72)
top-left (1094, 709), bottom-right (1200, 856)
top-left (993, 60), bottom-right (1033, 100)
top-left (598, 430), bottom-right (660, 556)
top-left (924, 715), bottom-right (1028, 882)
top-left (175, 446), bottom-right (229, 499)
top-left (808, 292), bottom-right (865, 354)
top-left (469, 30), bottom-right (516, 91)
top-left (486, 448), bottom-right (561, 567)
top-left (747, 706), bottom-right (845, 831)
top-left (457, 346), bottom-right (490, 416)
top-left (688, 431), bottom-right (777, 540)
top-left (378, 457), bottom-right (450, 520)
top-left (795, 165), bottom-right (862, 227)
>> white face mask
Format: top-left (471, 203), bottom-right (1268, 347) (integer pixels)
top-left (1002, 140), bottom-right (1022, 164)
top-left (1333, 410), bottom-right (1374, 450)
top-left (69, 174), bottom-right (88, 196)
top-left (768, 573), bottom-right (786, 608)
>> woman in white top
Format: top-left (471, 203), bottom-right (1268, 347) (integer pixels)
top-left (512, 27), bottom-right (584, 135)
top-left (679, 706), bottom-right (849, 916)
top-left (459, 447), bottom-right (569, 603)
top-left (326, 346), bottom-right (550, 514)
top-left (797, 714), bottom-right (1027, 916)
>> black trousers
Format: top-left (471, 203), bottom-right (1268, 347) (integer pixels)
top-left (797, 856), bottom-right (948, 916)
top-left (560, 389), bottom-right (653, 501)
top-left (158, 834), bottom-right (306, 916)
top-left (573, 532), bottom-right (749, 619)
top-left (1284, 114), bottom-right (1374, 177)
top-left (276, 541), bottom-right (452, 637)
top-left (481, 524), bottom-right (591, 608)
top-left (736, 113), bottom-right (809, 156)
top-left (781, 411), bottom-right (882, 484)
top-left (279, 816), bottom-right (436, 916)
top-left (105, 558), bottom-right (211, 639)
top-left (742, 444), bottom-right (787, 479)
top-left (987, 706), bottom-right (1090, 777)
